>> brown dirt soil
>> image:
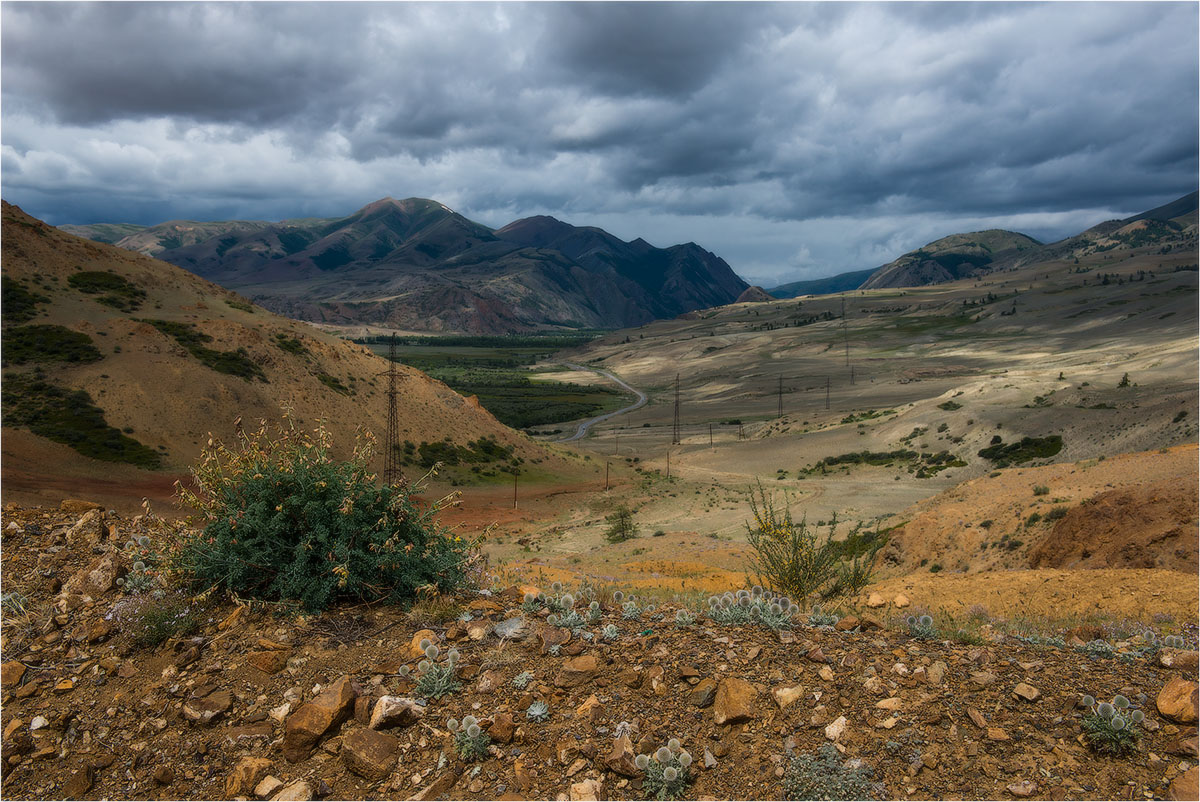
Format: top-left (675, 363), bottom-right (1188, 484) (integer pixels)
top-left (2, 504), bottom-right (1198, 802)
top-left (876, 445), bottom-right (1199, 576)
top-left (864, 568), bottom-right (1198, 624)
top-left (1028, 480), bottom-right (1198, 571)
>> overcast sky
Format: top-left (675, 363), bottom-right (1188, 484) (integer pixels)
top-left (3, 2), bottom-right (1196, 286)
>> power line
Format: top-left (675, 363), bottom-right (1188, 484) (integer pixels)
top-left (384, 334), bottom-right (402, 486)
top-left (672, 373), bottom-right (681, 445)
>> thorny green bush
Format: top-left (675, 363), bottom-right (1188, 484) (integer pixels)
top-left (175, 417), bottom-right (476, 612)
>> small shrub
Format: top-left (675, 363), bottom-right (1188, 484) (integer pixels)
top-left (978, 436), bottom-right (1063, 465)
top-left (3, 324), bottom-right (104, 365)
top-left (1044, 505), bottom-right (1069, 522)
top-left (274, 333), bottom-right (307, 355)
top-left (68, 270), bottom-right (146, 311)
top-left (1025, 512), bottom-right (1042, 527)
top-left (929, 563), bottom-right (943, 573)
top-left (601, 623), bottom-right (620, 641)
top-left (115, 591), bottom-right (199, 647)
top-left (782, 743), bottom-right (882, 800)
top-left (709, 587), bottom-right (795, 631)
top-left (1, 373), bottom-right (161, 468)
top-left (142, 319), bottom-right (266, 381)
top-left (1032, 484), bottom-right (1050, 496)
top-left (1118, 373), bottom-right (1130, 388)
top-left (1, 276), bottom-right (48, 323)
top-left (937, 400), bottom-right (962, 411)
top-left (511, 671), bottom-right (534, 690)
top-left (744, 483), bottom-right (838, 602)
top-left (175, 417), bottom-right (474, 612)
top-left (525, 700), bottom-right (550, 722)
top-left (447, 715), bottom-right (490, 760)
top-left (407, 596), bottom-right (465, 625)
top-left (605, 504), bottom-right (639, 543)
top-left (807, 604), bottom-right (838, 628)
top-left (1078, 639), bottom-right (1116, 659)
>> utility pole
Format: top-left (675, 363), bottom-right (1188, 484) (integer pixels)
top-left (512, 469), bottom-right (519, 509)
top-left (605, 461), bottom-right (610, 492)
top-left (739, 423), bottom-right (745, 441)
top-left (709, 423), bottom-right (713, 451)
top-left (851, 365), bottom-right (855, 385)
top-left (841, 294), bottom-right (849, 367)
top-left (672, 374), bottom-right (681, 445)
top-left (778, 375), bottom-right (784, 418)
top-left (614, 434), bottom-right (619, 456)
top-left (825, 376), bottom-right (830, 410)
top-left (384, 334), bottom-right (402, 486)
top-left (666, 450), bottom-right (671, 480)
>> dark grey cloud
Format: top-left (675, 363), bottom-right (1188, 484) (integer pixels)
top-left (2, 1), bottom-right (1196, 286)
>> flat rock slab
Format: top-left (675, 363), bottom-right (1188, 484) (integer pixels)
top-left (554, 655), bottom-right (598, 688)
top-left (341, 727), bottom-right (398, 779)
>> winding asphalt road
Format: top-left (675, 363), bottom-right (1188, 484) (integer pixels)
top-left (557, 362), bottom-right (648, 442)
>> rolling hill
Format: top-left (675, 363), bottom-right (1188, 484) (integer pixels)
top-left (860, 191), bottom-right (1197, 290)
top-left (61, 198), bottom-right (749, 334)
top-left (1, 202), bottom-right (568, 510)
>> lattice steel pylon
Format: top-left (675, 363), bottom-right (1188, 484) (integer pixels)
top-left (384, 334), bottom-right (402, 486)
top-left (671, 373), bottom-right (681, 445)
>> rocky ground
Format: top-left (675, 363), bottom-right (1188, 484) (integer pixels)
top-left (2, 502), bottom-right (1198, 801)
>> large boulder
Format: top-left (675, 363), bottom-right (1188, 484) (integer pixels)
top-left (1157, 675), bottom-right (1199, 724)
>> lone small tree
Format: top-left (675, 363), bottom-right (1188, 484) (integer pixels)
top-left (604, 503), bottom-right (639, 543)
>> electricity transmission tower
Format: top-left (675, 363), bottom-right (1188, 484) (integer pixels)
top-left (672, 373), bottom-right (681, 445)
top-left (384, 334), bottom-right (402, 486)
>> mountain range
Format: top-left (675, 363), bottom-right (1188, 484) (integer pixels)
top-left (63, 199), bottom-right (748, 334)
top-left (770, 190), bottom-right (1198, 297)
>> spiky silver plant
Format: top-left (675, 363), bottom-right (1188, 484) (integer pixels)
top-left (449, 713), bottom-right (490, 760)
top-left (640, 738), bottom-right (692, 800)
top-left (1081, 693), bottom-right (1142, 755)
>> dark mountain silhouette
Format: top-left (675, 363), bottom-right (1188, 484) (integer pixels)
top-left (63, 199), bottom-right (748, 333)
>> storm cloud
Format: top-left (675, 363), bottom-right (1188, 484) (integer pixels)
top-left (3, 2), bottom-right (1196, 286)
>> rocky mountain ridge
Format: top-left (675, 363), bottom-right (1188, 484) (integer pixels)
top-left (60, 199), bottom-right (749, 334)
